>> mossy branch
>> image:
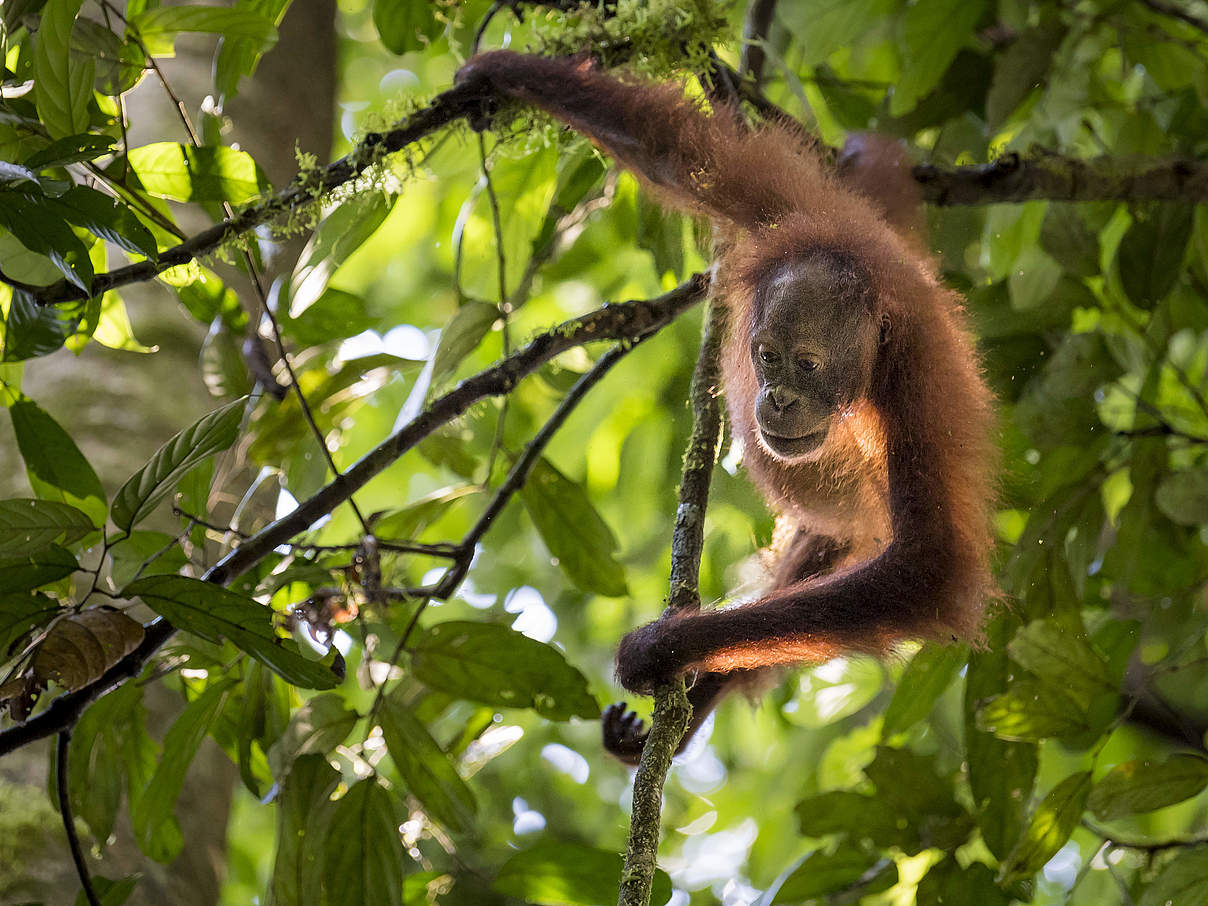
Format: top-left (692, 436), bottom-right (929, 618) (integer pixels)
top-left (618, 298), bottom-right (725, 906)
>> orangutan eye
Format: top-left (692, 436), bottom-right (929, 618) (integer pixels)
top-left (797, 354), bottom-right (820, 372)
top-left (756, 344), bottom-right (779, 365)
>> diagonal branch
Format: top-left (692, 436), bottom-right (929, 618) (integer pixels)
top-left (0, 276), bottom-right (708, 758)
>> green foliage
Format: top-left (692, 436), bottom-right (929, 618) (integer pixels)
top-left (3, 0), bottom-right (1208, 903)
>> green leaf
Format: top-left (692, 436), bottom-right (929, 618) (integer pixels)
top-left (266, 693), bottom-right (358, 778)
top-left (1007, 619), bottom-right (1115, 708)
top-left (881, 642), bottom-right (968, 737)
top-left (976, 679), bottom-right (1092, 741)
top-left (795, 790), bottom-right (911, 850)
top-left (323, 780), bottom-right (407, 906)
top-left (110, 396), bottom-right (246, 532)
top-left (410, 621), bottom-right (600, 720)
top-left (2, 290), bottom-right (83, 361)
top-left (280, 288), bottom-right (376, 346)
top-left (494, 840), bottom-right (671, 906)
top-left (56, 185), bottom-right (158, 259)
top-left (1088, 755), bottom-right (1208, 820)
top-left (22, 133), bottom-right (114, 170)
top-left (986, 26), bottom-right (1061, 128)
top-left (778, 0), bottom-right (896, 66)
top-left (521, 457), bottom-right (628, 597)
top-left (380, 692), bottom-right (477, 834)
top-left (892, 0), bottom-right (986, 115)
top-left (863, 746), bottom-right (973, 854)
top-left (1117, 204), bottom-right (1193, 309)
top-left (1156, 468), bottom-right (1208, 525)
top-left (130, 678), bottom-right (237, 862)
top-left (32, 607), bottom-right (144, 691)
top-left (965, 616), bottom-right (1037, 859)
top-left (771, 847), bottom-right (895, 903)
top-left (917, 858), bottom-right (1009, 906)
top-left (1138, 847), bottom-right (1208, 906)
top-left (213, 0), bottom-right (288, 98)
top-left (67, 682), bottom-right (145, 842)
top-left (287, 193), bottom-right (392, 319)
top-left (0, 545), bottom-right (78, 594)
top-left (431, 302), bottom-right (498, 382)
top-left (373, 0), bottom-right (444, 54)
top-left (271, 754), bottom-right (339, 906)
top-left (74, 874), bottom-right (139, 906)
top-left (0, 498), bottom-right (95, 554)
top-left (127, 6), bottom-right (277, 57)
top-left (998, 771), bottom-right (1092, 886)
top-left (106, 531), bottom-right (188, 587)
top-left (0, 190), bottom-right (94, 291)
top-left (1040, 204), bottom-right (1100, 277)
top-left (124, 575), bottom-right (343, 689)
top-left (127, 143), bottom-right (270, 204)
top-left (32, 0), bottom-right (93, 138)
top-left (8, 396), bottom-right (106, 526)
top-left (0, 592), bottom-right (61, 658)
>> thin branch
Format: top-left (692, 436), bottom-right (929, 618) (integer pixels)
top-left (57, 731), bottom-right (101, 906)
top-left (0, 276), bottom-right (708, 758)
top-left (915, 151), bottom-right (1208, 205)
top-left (435, 340), bottom-right (638, 598)
top-left (618, 298), bottom-right (724, 906)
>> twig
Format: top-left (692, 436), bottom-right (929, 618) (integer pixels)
top-left (740, 0), bottom-right (779, 84)
top-left (0, 276), bottom-right (707, 758)
top-left (617, 298), bottom-right (724, 906)
top-left (57, 731), bottom-right (101, 906)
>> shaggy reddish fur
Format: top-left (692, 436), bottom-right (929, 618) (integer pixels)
top-left (457, 52), bottom-right (996, 750)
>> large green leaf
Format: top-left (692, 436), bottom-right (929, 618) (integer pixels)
top-left (372, 0), bottom-right (444, 55)
top-left (1006, 619), bottom-right (1115, 708)
top-left (1139, 847), bottom-right (1208, 906)
top-left (271, 754), bottom-right (339, 906)
top-left (32, 0), bottom-right (93, 138)
top-left (976, 679), bottom-right (1093, 742)
top-left (322, 780), bottom-right (407, 906)
top-left (124, 575), bottom-right (343, 689)
top-left (287, 193), bottom-right (393, 319)
top-left (1088, 755), bottom-right (1208, 820)
top-left (0, 190), bottom-right (94, 292)
top-left (266, 693), bottom-right (358, 778)
top-left (130, 678), bottom-right (237, 862)
top-left (892, 0), bottom-right (986, 115)
top-left (0, 545), bottom-right (78, 594)
top-left (778, 0), bottom-right (896, 66)
top-left (67, 682), bottom-right (146, 842)
top-left (521, 457), bottom-right (628, 597)
top-left (380, 692), bottom-right (477, 834)
top-left (0, 592), bottom-right (61, 657)
top-left (214, 0), bottom-right (289, 98)
top-left (110, 396), bottom-right (246, 532)
top-left (493, 841), bottom-right (671, 906)
top-left (998, 771), bottom-right (1092, 886)
top-left (881, 642), bottom-right (968, 737)
top-left (56, 186), bottom-right (158, 260)
top-left (127, 143), bottom-right (270, 204)
top-left (127, 6), bottom-right (277, 57)
top-left (410, 621), bottom-right (599, 720)
top-left (771, 847), bottom-right (895, 904)
top-left (431, 302), bottom-right (498, 382)
top-left (1117, 203), bottom-right (1193, 309)
top-left (8, 396), bottom-right (106, 526)
top-left (0, 498), bottom-right (96, 554)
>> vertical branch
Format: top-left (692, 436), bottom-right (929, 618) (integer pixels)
top-left (617, 298), bottom-right (725, 906)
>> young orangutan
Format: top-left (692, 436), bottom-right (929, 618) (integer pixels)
top-left (455, 52), bottom-right (996, 764)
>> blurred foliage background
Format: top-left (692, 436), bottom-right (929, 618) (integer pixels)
top-left (3, 0), bottom-right (1208, 904)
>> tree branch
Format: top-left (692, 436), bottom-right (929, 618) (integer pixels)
top-left (916, 151), bottom-right (1208, 205)
top-left (0, 276), bottom-right (708, 758)
top-left (618, 299), bottom-right (724, 906)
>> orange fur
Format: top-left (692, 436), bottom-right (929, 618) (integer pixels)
top-left (456, 52), bottom-right (997, 761)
